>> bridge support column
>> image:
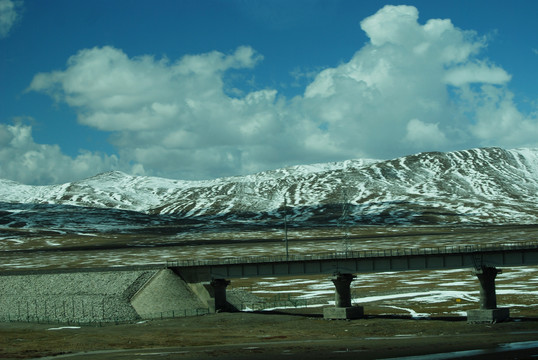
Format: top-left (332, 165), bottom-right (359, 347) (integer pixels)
top-left (323, 273), bottom-right (363, 320)
top-left (332, 273), bottom-right (355, 307)
top-left (467, 266), bottom-right (509, 324)
top-left (211, 278), bottom-right (231, 312)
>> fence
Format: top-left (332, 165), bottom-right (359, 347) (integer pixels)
top-left (133, 308), bottom-right (210, 320)
top-left (239, 294), bottom-right (308, 312)
top-left (0, 295), bottom-right (210, 326)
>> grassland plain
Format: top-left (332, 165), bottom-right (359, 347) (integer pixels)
top-left (3, 224), bottom-right (538, 270)
top-left (1, 225), bottom-right (538, 358)
top-left (1, 311), bottom-right (538, 359)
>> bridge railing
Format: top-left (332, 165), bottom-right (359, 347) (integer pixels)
top-left (166, 241), bottom-right (538, 268)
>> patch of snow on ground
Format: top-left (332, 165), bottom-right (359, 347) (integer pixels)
top-left (382, 305), bottom-right (429, 318)
top-left (47, 326), bottom-right (81, 331)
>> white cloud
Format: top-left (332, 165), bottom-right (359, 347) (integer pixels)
top-left (17, 5), bottom-right (538, 184)
top-left (28, 46), bottom-right (264, 133)
top-left (0, 0), bottom-right (21, 38)
top-left (0, 123), bottom-right (119, 185)
top-left (404, 119), bottom-right (447, 148)
top-left (360, 5), bottom-right (421, 47)
top-left (466, 85), bottom-right (538, 147)
top-left (444, 62), bottom-right (511, 86)
top-left (299, 5), bottom-right (534, 159)
top-left (28, 45), bottom-right (294, 180)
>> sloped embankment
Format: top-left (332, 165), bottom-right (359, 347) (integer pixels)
top-left (131, 268), bottom-right (208, 317)
top-left (0, 267), bottom-right (208, 323)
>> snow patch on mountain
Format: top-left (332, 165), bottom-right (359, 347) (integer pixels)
top-left (1, 147), bottom-right (538, 229)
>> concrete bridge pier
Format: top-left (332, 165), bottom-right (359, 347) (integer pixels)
top-left (467, 266), bottom-right (509, 323)
top-left (323, 273), bottom-right (363, 320)
top-left (186, 278), bottom-right (231, 313)
top-left (211, 278), bottom-right (231, 312)
top-left (332, 273), bottom-right (355, 307)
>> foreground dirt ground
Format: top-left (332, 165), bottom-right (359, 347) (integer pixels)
top-left (1, 310), bottom-right (538, 360)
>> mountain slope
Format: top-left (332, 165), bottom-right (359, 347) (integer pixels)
top-left (1, 147), bottom-right (538, 231)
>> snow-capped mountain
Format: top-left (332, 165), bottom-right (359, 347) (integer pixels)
top-left (1, 147), bottom-right (538, 233)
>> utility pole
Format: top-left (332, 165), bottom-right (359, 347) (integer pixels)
top-left (340, 167), bottom-right (352, 255)
top-left (340, 189), bottom-right (350, 255)
top-left (284, 197), bottom-right (288, 260)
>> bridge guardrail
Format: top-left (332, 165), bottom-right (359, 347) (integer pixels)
top-left (166, 241), bottom-right (538, 268)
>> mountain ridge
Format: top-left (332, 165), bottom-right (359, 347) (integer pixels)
top-left (1, 147), bottom-right (538, 228)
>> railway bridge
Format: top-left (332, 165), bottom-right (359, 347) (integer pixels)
top-left (169, 242), bottom-right (538, 323)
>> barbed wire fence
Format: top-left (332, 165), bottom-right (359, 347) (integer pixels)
top-left (0, 295), bottom-right (209, 326)
top-left (239, 293), bottom-right (309, 312)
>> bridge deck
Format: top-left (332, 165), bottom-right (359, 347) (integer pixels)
top-left (171, 242), bottom-right (538, 282)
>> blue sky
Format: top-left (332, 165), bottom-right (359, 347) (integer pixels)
top-left (1, 0), bottom-right (537, 185)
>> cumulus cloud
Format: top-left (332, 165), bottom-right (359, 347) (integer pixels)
top-left (465, 85), bottom-right (538, 147)
top-left (0, 123), bottom-right (120, 185)
top-left (0, 0), bottom-right (21, 38)
top-left (28, 46), bottom-right (264, 133)
top-left (444, 62), bottom-right (511, 86)
top-left (27, 45), bottom-right (295, 179)
top-left (404, 119), bottom-right (447, 148)
top-left (18, 5), bottom-right (538, 184)
top-left (300, 4), bottom-right (534, 157)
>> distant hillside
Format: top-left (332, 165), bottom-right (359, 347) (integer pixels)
top-left (1, 147), bottom-right (538, 232)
